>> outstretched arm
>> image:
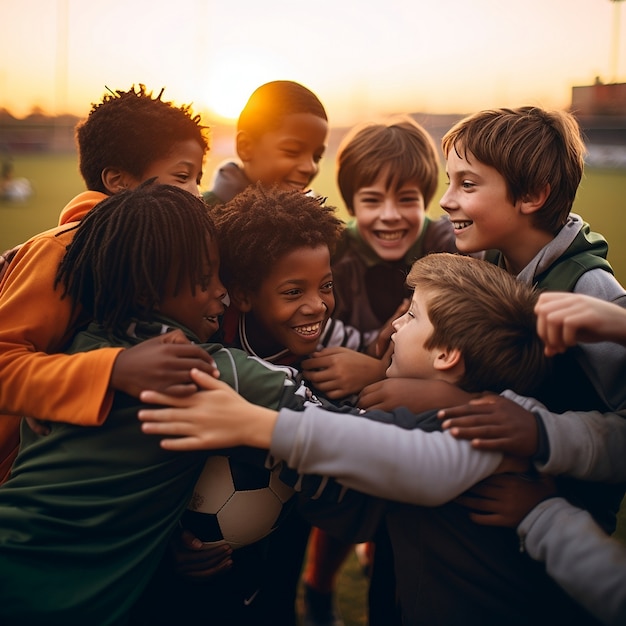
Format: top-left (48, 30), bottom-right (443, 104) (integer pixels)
top-left (139, 368), bottom-right (504, 506)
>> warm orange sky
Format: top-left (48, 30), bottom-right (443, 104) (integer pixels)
top-left (1, 0), bottom-right (625, 126)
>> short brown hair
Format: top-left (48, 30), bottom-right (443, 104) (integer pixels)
top-left (337, 115), bottom-right (440, 213)
top-left (441, 107), bottom-right (585, 234)
top-left (407, 253), bottom-right (547, 395)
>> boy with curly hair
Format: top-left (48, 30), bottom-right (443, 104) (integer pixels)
top-left (0, 85), bottom-right (216, 482)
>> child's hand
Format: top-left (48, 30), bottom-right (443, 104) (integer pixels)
top-left (454, 473), bottom-right (556, 528)
top-left (111, 329), bottom-right (220, 399)
top-left (168, 528), bottom-right (233, 579)
top-left (369, 298), bottom-right (410, 358)
top-left (438, 395), bottom-right (538, 457)
top-left (535, 291), bottom-right (626, 354)
top-left (138, 368), bottom-right (278, 451)
top-left (358, 378), bottom-right (473, 412)
top-left (301, 347), bottom-right (387, 399)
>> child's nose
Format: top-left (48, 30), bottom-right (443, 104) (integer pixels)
top-left (380, 200), bottom-right (401, 220)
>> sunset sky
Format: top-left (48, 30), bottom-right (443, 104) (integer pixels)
top-left (1, 0), bottom-right (625, 126)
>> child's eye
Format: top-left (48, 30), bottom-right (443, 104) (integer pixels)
top-left (399, 195), bottom-right (421, 204)
top-left (461, 180), bottom-right (475, 190)
top-left (283, 288), bottom-right (302, 297)
top-left (320, 281), bottom-right (333, 292)
top-left (407, 310), bottom-right (415, 319)
top-left (313, 153), bottom-right (324, 164)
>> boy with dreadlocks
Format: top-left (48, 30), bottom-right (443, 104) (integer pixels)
top-left (0, 85), bottom-right (217, 483)
top-left (202, 80), bottom-right (328, 206)
top-left (0, 182), bottom-right (328, 625)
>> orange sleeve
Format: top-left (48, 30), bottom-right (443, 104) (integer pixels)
top-left (0, 228), bottom-right (122, 426)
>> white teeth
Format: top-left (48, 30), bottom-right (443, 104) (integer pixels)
top-left (376, 230), bottom-right (404, 241)
top-left (294, 322), bottom-right (321, 336)
top-left (453, 221), bottom-right (473, 230)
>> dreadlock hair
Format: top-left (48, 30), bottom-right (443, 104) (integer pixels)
top-left (212, 183), bottom-right (343, 295)
top-left (407, 253), bottom-right (548, 396)
top-left (237, 81), bottom-right (327, 139)
top-left (55, 181), bottom-right (217, 333)
top-left (76, 84), bottom-right (209, 193)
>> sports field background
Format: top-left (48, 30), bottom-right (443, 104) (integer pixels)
top-left (1, 151), bottom-right (625, 626)
top-left (2, 151), bottom-right (626, 285)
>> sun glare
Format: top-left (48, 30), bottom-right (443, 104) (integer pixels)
top-left (203, 47), bottom-right (292, 121)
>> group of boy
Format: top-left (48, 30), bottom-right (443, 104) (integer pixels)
top-left (0, 78), bottom-right (624, 626)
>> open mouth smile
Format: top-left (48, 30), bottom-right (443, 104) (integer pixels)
top-left (375, 230), bottom-right (406, 241)
top-left (293, 321), bottom-right (323, 337)
top-left (452, 220), bottom-right (473, 230)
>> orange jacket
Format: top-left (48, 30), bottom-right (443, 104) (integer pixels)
top-left (0, 191), bottom-right (123, 482)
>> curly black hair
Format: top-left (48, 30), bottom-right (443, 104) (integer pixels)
top-left (56, 181), bottom-right (217, 333)
top-left (76, 84), bottom-right (209, 193)
top-left (212, 184), bottom-right (343, 295)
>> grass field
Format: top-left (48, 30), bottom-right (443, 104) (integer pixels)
top-left (1, 152), bottom-right (625, 626)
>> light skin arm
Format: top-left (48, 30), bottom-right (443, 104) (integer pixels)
top-left (138, 368), bottom-right (277, 450)
top-left (535, 291), bottom-right (626, 355)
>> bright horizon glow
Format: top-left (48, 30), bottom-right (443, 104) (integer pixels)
top-left (1, 0), bottom-right (625, 127)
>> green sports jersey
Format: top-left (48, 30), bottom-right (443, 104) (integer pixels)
top-left (0, 318), bottom-right (312, 626)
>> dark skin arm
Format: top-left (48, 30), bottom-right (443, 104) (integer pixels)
top-left (168, 528), bottom-right (233, 578)
top-left (110, 329), bottom-right (219, 398)
top-left (454, 472), bottom-right (557, 527)
top-left (358, 377), bottom-right (476, 412)
top-left (26, 329), bottom-right (219, 436)
top-left (438, 394), bottom-right (539, 457)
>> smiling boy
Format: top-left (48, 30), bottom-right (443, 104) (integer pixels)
top-left (202, 80), bottom-right (328, 205)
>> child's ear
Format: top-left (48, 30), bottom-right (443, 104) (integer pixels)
top-left (236, 131), bottom-right (255, 163)
top-left (229, 285), bottom-right (253, 312)
top-left (433, 347), bottom-right (462, 372)
top-left (520, 183), bottom-right (551, 215)
top-left (101, 167), bottom-right (135, 194)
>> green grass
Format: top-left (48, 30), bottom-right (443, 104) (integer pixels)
top-left (2, 152), bottom-right (625, 626)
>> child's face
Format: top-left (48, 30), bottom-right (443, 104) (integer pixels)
top-left (440, 148), bottom-right (523, 256)
top-left (243, 245), bottom-right (334, 356)
top-left (159, 239), bottom-right (226, 342)
top-left (239, 113), bottom-right (328, 192)
top-left (386, 289), bottom-right (438, 380)
top-left (132, 139), bottom-right (204, 196)
top-left (352, 171), bottom-right (426, 262)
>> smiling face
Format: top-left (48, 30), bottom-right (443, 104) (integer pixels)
top-left (352, 170), bottom-right (426, 262)
top-left (237, 112), bottom-right (328, 192)
top-left (159, 238), bottom-right (226, 342)
top-left (240, 245), bottom-right (334, 356)
top-left (127, 138), bottom-right (205, 197)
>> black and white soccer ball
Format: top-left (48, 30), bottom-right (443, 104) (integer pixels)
top-left (181, 455), bottom-right (296, 549)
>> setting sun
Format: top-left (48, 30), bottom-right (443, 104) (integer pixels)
top-left (203, 46), bottom-right (293, 121)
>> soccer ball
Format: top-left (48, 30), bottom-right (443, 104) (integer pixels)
top-left (181, 455), bottom-right (296, 549)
